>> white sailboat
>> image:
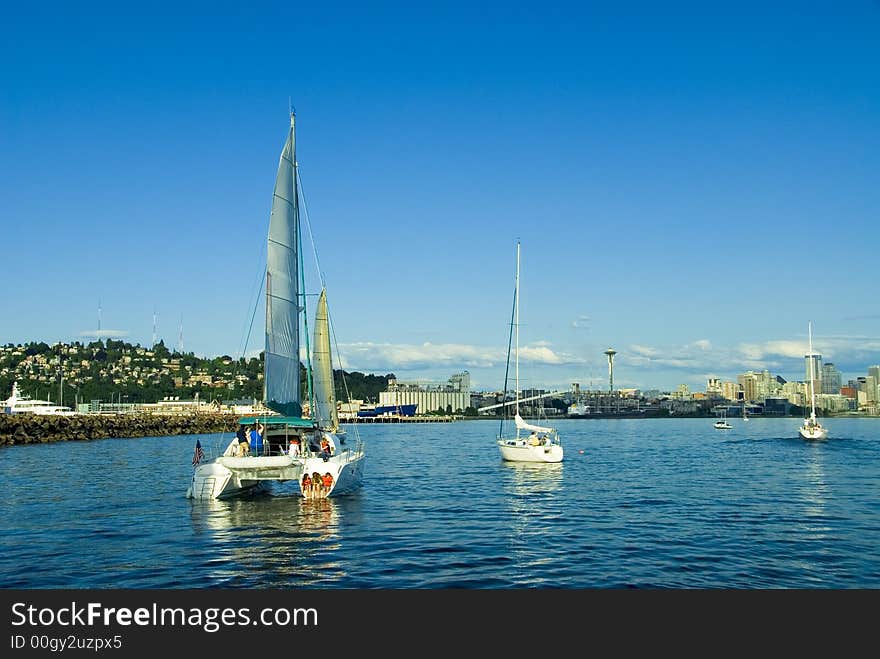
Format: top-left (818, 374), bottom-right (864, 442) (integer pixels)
top-left (799, 321), bottom-right (829, 441)
top-left (188, 112), bottom-right (364, 500)
top-left (714, 409), bottom-right (732, 429)
top-left (495, 241), bottom-right (563, 463)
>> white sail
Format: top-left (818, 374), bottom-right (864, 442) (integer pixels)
top-left (312, 288), bottom-right (338, 432)
top-left (514, 413), bottom-right (554, 435)
top-left (264, 113), bottom-right (301, 417)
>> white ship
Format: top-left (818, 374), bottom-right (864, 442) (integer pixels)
top-left (3, 382), bottom-right (76, 416)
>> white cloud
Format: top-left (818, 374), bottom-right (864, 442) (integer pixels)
top-left (571, 315), bottom-right (591, 329)
top-left (630, 344), bottom-right (660, 358)
top-left (337, 341), bottom-right (583, 372)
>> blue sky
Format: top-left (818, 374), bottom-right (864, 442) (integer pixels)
top-left (2, 1), bottom-right (878, 392)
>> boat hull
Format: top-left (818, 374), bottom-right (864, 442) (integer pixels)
top-left (799, 425), bottom-right (829, 441)
top-left (497, 439), bottom-right (563, 463)
top-left (299, 448), bottom-right (365, 499)
top-left (187, 455), bottom-right (303, 500)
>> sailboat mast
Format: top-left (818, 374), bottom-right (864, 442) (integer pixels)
top-left (515, 241), bottom-right (520, 424)
top-left (808, 321), bottom-right (816, 420)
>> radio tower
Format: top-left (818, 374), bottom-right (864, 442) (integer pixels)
top-left (152, 308), bottom-right (158, 347)
top-left (178, 315), bottom-right (184, 354)
top-left (604, 348), bottom-right (617, 394)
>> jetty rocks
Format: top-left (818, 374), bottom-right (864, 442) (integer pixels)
top-left (0, 413), bottom-right (239, 446)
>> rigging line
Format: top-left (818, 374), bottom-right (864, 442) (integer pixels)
top-left (499, 278), bottom-right (517, 440)
top-left (298, 196), bottom-right (314, 419)
top-left (299, 166), bottom-right (357, 439)
top-left (296, 169), bottom-right (326, 288)
top-left (240, 265), bottom-right (266, 361)
top-left (325, 300), bottom-right (361, 443)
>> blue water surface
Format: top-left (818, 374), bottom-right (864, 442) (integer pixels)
top-left (1, 418), bottom-right (878, 588)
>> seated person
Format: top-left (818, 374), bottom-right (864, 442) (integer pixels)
top-left (528, 432), bottom-right (540, 446)
top-left (321, 472), bottom-right (334, 493)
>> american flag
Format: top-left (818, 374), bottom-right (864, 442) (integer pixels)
top-left (192, 439), bottom-right (204, 466)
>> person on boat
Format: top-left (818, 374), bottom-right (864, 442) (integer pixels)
top-left (236, 426), bottom-right (251, 457)
top-left (312, 471), bottom-right (323, 499)
top-left (288, 437), bottom-right (301, 457)
top-left (319, 434), bottom-right (335, 460)
top-left (321, 472), bottom-right (333, 494)
top-left (249, 422), bottom-right (265, 456)
top-left (528, 431), bottom-right (540, 446)
top-left (301, 472), bottom-right (312, 497)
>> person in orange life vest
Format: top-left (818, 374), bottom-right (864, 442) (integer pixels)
top-left (321, 472), bottom-right (333, 493)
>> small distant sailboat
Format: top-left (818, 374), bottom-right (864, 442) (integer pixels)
top-left (714, 409), bottom-right (732, 430)
top-left (799, 321), bottom-right (829, 441)
top-left (495, 241), bottom-right (563, 463)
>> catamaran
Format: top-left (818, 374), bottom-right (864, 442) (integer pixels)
top-left (187, 112), bottom-right (364, 500)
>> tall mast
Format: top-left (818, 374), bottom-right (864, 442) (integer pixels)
top-left (515, 241), bottom-right (520, 421)
top-left (808, 321), bottom-right (816, 420)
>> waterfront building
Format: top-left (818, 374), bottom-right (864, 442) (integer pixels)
top-left (379, 373), bottom-right (470, 414)
top-left (821, 363), bottom-right (842, 395)
top-left (738, 372), bottom-right (758, 402)
top-left (781, 380), bottom-right (807, 408)
top-left (721, 381), bottom-right (741, 402)
top-left (706, 378), bottom-right (722, 397)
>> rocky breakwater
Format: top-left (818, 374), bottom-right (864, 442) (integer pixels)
top-left (0, 413), bottom-right (240, 446)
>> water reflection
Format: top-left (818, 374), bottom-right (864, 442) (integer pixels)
top-left (501, 461), bottom-right (564, 498)
top-left (500, 462), bottom-right (565, 585)
top-left (189, 493), bottom-right (347, 586)
top-left (800, 443), bottom-right (830, 534)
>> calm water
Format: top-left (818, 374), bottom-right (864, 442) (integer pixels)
top-left (1, 418), bottom-right (878, 588)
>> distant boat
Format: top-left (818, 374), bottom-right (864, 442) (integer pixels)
top-left (567, 401), bottom-right (592, 417)
top-left (495, 241), bottom-right (563, 463)
top-left (799, 322), bottom-right (829, 441)
top-left (357, 403), bottom-right (418, 418)
top-left (188, 113), bottom-right (365, 499)
top-left (714, 409), bottom-right (732, 430)
top-left (3, 382), bottom-right (76, 416)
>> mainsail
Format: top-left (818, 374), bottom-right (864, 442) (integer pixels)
top-left (264, 113), bottom-right (302, 417)
top-left (312, 289), bottom-right (339, 431)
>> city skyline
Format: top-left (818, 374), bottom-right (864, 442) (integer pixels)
top-left (3, 2), bottom-right (879, 392)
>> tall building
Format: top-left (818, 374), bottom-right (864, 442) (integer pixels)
top-left (737, 372), bottom-right (758, 402)
top-left (706, 378), bottom-right (722, 396)
top-left (821, 363), bottom-right (842, 395)
top-left (448, 371), bottom-right (471, 393)
top-left (722, 381), bottom-right (741, 401)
